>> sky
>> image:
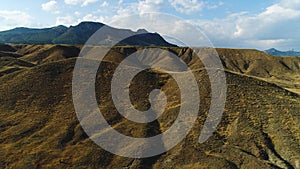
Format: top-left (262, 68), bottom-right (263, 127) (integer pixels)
top-left (0, 0), bottom-right (299, 50)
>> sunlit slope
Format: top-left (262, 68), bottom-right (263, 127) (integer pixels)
top-left (0, 46), bottom-right (299, 168)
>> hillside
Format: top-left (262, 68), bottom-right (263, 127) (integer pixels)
top-left (166, 47), bottom-right (300, 95)
top-left (0, 45), bottom-right (299, 168)
top-left (0, 22), bottom-right (175, 47)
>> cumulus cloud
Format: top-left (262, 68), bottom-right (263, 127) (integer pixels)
top-left (55, 13), bottom-right (108, 27)
top-left (233, 3), bottom-right (300, 39)
top-left (81, 14), bottom-right (106, 23)
top-left (206, 1), bottom-right (224, 10)
top-left (112, 0), bottom-right (164, 23)
top-left (182, 0), bottom-right (300, 50)
top-left (230, 0), bottom-right (300, 50)
top-left (114, 0), bottom-right (164, 17)
top-left (64, 0), bottom-right (77, 5)
top-left (0, 10), bottom-right (32, 30)
top-left (82, 0), bottom-right (98, 6)
top-left (137, 0), bottom-right (164, 14)
top-left (169, 0), bottom-right (204, 14)
top-left (42, 0), bottom-right (58, 12)
top-left (101, 1), bottom-right (109, 7)
top-left (74, 11), bottom-right (81, 16)
top-left (109, 13), bottom-right (212, 47)
top-left (64, 0), bottom-right (98, 6)
top-left (56, 15), bottom-right (77, 26)
top-left (280, 0), bottom-right (300, 9)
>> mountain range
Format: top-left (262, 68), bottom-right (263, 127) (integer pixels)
top-left (265, 48), bottom-right (300, 56)
top-left (2, 22), bottom-right (300, 56)
top-left (0, 22), bottom-right (175, 47)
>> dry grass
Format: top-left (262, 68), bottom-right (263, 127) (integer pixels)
top-left (0, 45), bottom-right (299, 168)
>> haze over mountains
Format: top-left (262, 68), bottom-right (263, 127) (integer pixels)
top-left (0, 22), bottom-right (174, 47)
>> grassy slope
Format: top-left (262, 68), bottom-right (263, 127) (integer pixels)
top-left (0, 45), bottom-right (299, 168)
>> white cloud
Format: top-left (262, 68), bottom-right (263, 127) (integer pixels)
top-left (64, 0), bottom-right (78, 5)
top-left (233, 2), bottom-right (300, 40)
top-left (81, 14), bottom-right (106, 23)
top-left (101, 1), bottom-right (109, 7)
top-left (82, 0), bottom-right (98, 6)
top-left (56, 15), bottom-right (77, 26)
top-left (108, 13), bottom-right (215, 47)
top-left (42, 0), bottom-right (58, 11)
top-left (206, 1), bottom-right (224, 10)
top-left (64, 0), bottom-right (98, 6)
top-left (137, 0), bottom-right (164, 14)
top-left (74, 11), bottom-right (81, 16)
top-left (0, 10), bottom-right (33, 30)
top-left (280, 0), bottom-right (300, 9)
top-left (55, 13), bottom-right (107, 27)
top-left (112, 0), bottom-right (164, 22)
top-left (192, 0), bottom-right (300, 50)
top-left (169, 0), bottom-right (204, 14)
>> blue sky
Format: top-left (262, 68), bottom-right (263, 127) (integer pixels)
top-left (0, 0), bottom-right (299, 50)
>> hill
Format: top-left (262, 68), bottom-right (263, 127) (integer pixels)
top-left (265, 48), bottom-right (300, 56)
top-left (167, 47), bottom-right (300, 94)
top-left (0, 22), bottom-right (175, 46)
top-left (0, 45), bottom-right (299, 168)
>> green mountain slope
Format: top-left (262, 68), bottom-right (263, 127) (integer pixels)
top-left (0, 22), bottom-right (175, 46)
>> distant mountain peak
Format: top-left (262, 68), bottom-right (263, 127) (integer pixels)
top-left (74, 21), bottom-right (105, 28)
top-left (53, 25), bottom-right (68, 29)
top-left (137, 29), bottom-right (148, 34)
top-left (266, 48), bottom-right (277, 51)
top-left (11, 27), bottom-right (30, 31)
top-left (264, 48), bottom-right (300, 56)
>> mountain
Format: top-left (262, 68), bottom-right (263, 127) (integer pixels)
top-left (264, 48), bottom-right (300, 56)
top-left (0, 22), bottom-right (175, 46)
top-left (0, 45), bottom-right (299, 168)
top-left (0, 26), bottom-right (68, 44)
